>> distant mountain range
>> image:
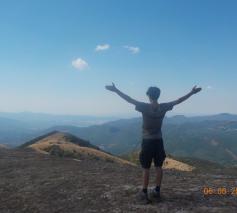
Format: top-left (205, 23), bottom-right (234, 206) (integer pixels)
top-left (166, 113), bottom-right (237, 124)
top-left (0, 112), bottom-right (117, 146)
top-left (0, 112), bottom-right (117, 129)
top-left (43, 114), bottom-right (237, 165)
top-left (1, 112), bottom-right (237, 165)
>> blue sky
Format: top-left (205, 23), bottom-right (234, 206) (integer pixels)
top-left (0, 0), bottom-right (236, 116)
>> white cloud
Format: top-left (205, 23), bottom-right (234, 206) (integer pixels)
top-left (72, 58), bottom-right (88, 70)
top-left (95, 44), bottom-right (110, 52)
top-left (207, 85), bottom-right (213, 90)
top-left (124, 45), bottom-right (140, 54)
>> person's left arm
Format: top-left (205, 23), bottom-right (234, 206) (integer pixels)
top-left (165, 86), bottom-right (202, 110)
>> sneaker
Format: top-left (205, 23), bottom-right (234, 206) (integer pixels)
top-left (137, 191), bottom-right (152, 204)
top-left (150, 188), bottom-right (162, 202)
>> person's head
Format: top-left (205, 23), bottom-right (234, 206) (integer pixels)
top-left (146, 86), bottom-right (161, 102)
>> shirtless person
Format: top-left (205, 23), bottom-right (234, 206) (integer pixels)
top-left (105, 83), bottom-right (202, 203)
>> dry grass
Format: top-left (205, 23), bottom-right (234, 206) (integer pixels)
top-left (163, 158), bottom-right (195, 171)
top-left (0, 144), bottom-right (8, 149)
top-left (29, 132), bottom-right (135, 166)
top-left (27, 132), bottom-right (193, 170)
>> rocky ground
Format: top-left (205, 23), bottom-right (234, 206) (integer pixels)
top-left (0, 148), bottom-right (236, 213)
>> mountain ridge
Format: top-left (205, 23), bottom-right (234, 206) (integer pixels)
top-left (1, 113), bottom-right (237, 165)
top-left (20, 131), bottom-right (134, 166)
top-left (41, 118), bottom-right (237, 165)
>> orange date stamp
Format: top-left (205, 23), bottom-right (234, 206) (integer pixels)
top-left (202, 187), bottom-right (237, 196)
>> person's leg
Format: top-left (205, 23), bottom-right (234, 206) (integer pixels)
top-left (138, 140), bottom-right (152, 203)
top-left (138, 166), bottom-right (152, 204)
top-left (142, 168), bottom-right (150, 192)
top-left (155, 166), bottom-right (163, 193)
top-left (139, 140), bottom-right (152, 191)
top-left (153, 138), bottom-right (166, 196)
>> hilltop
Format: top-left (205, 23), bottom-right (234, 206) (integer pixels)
top-left (0, 147), bottom-right (236, 213)
top-left (0, 144), bottom-right (8, 149)
top-left (20, 131), bottom-right (99, 149)
top-left (20, 131), bottom-right (134, 166)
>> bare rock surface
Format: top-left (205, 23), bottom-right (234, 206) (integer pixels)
top-left (0, 149), bottom-right (236, 213)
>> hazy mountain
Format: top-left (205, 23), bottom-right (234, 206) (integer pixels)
top-left (0, 112), bottom-right (117, 129)
top-left (1, 113), bottom-right (237, 165)
top-left (166, 113), bottom-right (237, 124)
top-left (0, 117), bottom-right (36, 147)
top-left (42, 115), bottom-right (237, 165)
top-left (43, 117), bottom-right (142, 154)
top-left (163, 120), bottom-right (237, 165)
top-left (0, 112), bottom-right (118, 146)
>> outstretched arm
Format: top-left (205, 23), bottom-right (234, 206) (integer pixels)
top-left (105, 83), bottom-right (139, 105)
top-left (171, 86), bottom-right (202, 106)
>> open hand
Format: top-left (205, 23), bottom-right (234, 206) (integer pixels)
top-left (105, 82), bottom-right (118, 92)
top-left (191, 85), bottom-right (202, 94)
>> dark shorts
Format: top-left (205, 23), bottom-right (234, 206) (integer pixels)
top-left (139, 138), bottom-right (166, 169)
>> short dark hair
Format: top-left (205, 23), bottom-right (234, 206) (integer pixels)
top-left (146, 87), bottom-right (161, 101)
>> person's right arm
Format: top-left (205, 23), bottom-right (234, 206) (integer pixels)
top-left (105, 83), bottom-right (140, 105)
